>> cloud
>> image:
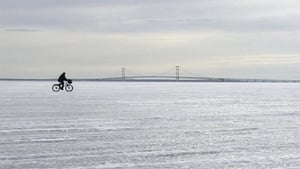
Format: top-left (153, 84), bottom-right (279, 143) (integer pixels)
top-left (5, 28), bottom-right (39, 32)
top-left (1, 0), bottom-right (300, 32)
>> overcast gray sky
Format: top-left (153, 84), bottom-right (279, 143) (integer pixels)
top-left (0, 0), bottom-right (299, 79)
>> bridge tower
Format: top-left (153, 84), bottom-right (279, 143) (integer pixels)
top-left (176, 65), bottom-right (180, 80)
top-left (122, 67), bottom-right (125, 80)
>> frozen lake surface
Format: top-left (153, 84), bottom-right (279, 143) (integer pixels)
top-left (0, 81), bottom-right (299, 169)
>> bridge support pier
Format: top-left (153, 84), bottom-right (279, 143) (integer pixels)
top-left (122, 67), bottom-right (125, 80)
top-left (176, 66), bottom-right (180, 80)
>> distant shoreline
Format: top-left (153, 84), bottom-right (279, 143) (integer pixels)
top-left (0, 78), bottom-right (299, 83)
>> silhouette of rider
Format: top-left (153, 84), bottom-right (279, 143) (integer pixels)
top-left (58, 72), bottom-right (68, 90)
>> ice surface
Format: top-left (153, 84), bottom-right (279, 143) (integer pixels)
top-left (0, 81), bottom-right (299, 169)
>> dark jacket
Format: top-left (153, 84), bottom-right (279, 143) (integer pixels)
top-left (58, 73), bottom-right (67, 82)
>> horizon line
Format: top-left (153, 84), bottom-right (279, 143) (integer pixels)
top-left (0, 76), bottom-right (299, 83)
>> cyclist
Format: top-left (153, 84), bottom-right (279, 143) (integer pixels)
top-left (58, 72), bottom-right (69, 90)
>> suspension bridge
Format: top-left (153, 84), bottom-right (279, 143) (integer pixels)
top-left (90, 66), bottom-right (299, 83)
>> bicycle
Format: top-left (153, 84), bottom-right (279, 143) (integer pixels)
top-left (52, 80), bottom-right (73, 92)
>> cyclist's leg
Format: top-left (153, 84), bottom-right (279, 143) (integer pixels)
top-left (59, 81), bottom-right (64, 89)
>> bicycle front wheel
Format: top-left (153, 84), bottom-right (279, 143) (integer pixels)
top-left (65, 84), bottom-right (73, 92)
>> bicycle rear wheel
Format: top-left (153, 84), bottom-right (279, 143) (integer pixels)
top-left (52, 84), bottom-right (60, 92)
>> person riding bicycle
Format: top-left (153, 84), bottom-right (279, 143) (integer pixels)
top-left (58, 72), bottom-right (71, 90)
